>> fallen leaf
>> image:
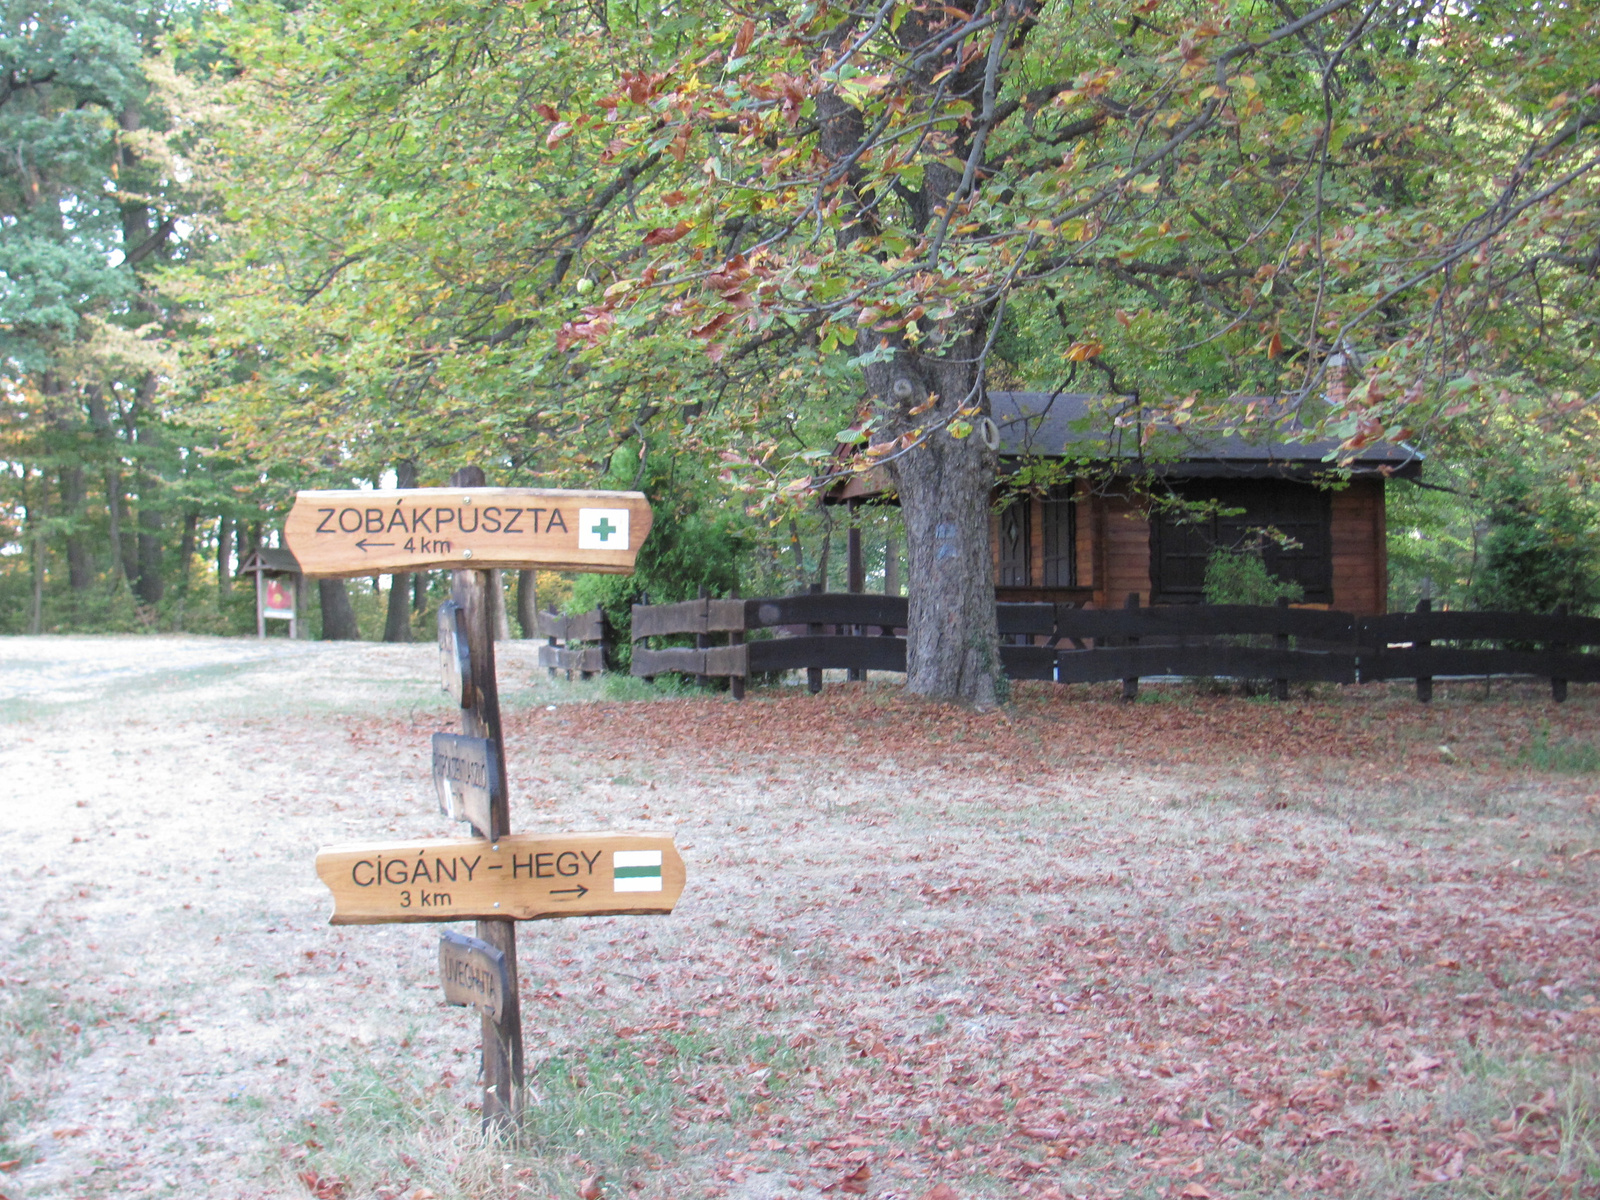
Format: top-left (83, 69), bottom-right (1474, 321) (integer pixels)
top-left (578, 1173), bottom-right (603, 1200)
top-left (1181, 1185), bottom-right (1212, 1199)
top-left (920, 1185), bottom-right (959, 1200)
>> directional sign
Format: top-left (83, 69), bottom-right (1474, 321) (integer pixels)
top-left (283, 488), bottom-right (653, 578)
top-left (437, 601), bottom-right (473, 707)
top-left (432, 733), bottom-right (499, 837)
top-left (439, 931), bottom-right (509, 1021)
top-left (314, 831), bottom-right (684, 925)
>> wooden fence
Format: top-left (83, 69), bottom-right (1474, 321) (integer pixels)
top-left (534, 607), bottom-right (609, 679)
top-left (628, 593), bottom-right (1600, 702)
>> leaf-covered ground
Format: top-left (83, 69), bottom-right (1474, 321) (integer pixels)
top-left (1, 639), bottom-right (1596, 1200)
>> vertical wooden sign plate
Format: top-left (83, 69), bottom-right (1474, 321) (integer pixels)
top-left (438, 600), bottom-right (473, 707)
top-left (439, 931), bottom-right (509, 1022)
top-left (431, 732), bottom-right (499, 838)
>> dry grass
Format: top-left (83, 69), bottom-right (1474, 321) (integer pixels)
top-left (0, 641), bottom-right (1595, 1199)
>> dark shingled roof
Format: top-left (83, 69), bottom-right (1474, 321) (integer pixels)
top-left (237, 547), bottom-right (302, 576)
top-left (992, 391), bottom-right (1421, 479)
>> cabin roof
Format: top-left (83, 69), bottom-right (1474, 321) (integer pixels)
top-left (824, 390), bottom-right (1420, 502)
top-left (991, 391), bottom-right (1421, 478)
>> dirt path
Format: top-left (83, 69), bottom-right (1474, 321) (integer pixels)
top-left (2, 639), bottom-right (1597, 1200)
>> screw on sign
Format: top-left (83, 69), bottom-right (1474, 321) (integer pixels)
top-left (298, 469), bottom-right (676, 1134)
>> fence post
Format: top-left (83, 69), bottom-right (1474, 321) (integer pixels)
top-left (1551, 602), bottom-right (1569, 703)
top-left (807, 581), bottom-right (824, 695)
top-left (1121, 592), bottom-right (1140, 702)
top-left (730, 586), bottom-right (746, 701)
top-left (694, 585), bottom-right (710, 689)
top-left (1274, 595), bottom-right (1291, 701)
top-left (598, 607), bottom-right (614, 675)
top-left (1415, 597), bottom-right (1433, 703)
top-left (846, 505), bottom-right (864, 682)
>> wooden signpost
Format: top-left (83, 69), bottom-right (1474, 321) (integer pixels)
top-left (291, 468), bottom-right (672, 1135)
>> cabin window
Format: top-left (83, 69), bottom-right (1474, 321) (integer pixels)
top-left (1150, 479), bottom-right (1333, 604)
top-left (1041, 486), bottom-right (1076, 587)
top-left (998, 498), bottom-right (1031, 586)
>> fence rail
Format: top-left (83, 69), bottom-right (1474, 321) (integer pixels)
top-left (626, 592), bottom-right (1592, 702)
top-left (535, 607), bottom-right (609, 679)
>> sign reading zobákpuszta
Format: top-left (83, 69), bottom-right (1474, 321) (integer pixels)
top-left (283, 488), bottom-right (653, 577)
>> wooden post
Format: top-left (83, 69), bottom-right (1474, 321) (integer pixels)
top-left (1415, 597), bottom-right (1433, 704)
top-left (1120, 591), bottom-right (1140, 702)
top-left (846, 504), bottom-right (864, 681)
top-left (1274, 595), bottom-right (1290, 702)
top-left (1551, 602), bottom-right (1569, 703)
top-left (729, 586), bottom-right (745, 700)
top-left (449, 466), bottom-right (524, 1136)
top-left (694, 584), bottom-right (710, 689)
top-left (807, 581), bottom-right (824, 695)
top-left (255, 570), bottom-right (266, 639)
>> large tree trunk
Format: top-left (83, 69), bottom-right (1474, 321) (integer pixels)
top-left (383, 573), bottom-right (413, 642)
top-left (59, 464), bottom-right (93, 591)
top-left (177, 509), bottom-right (198, 590)
top-left (516, 569), bottom-right (538, 637)
top-left (490, 569), bottom-right (511, 641)
top-left (85, 386), bottom-right (129, 585)
top-left (384, 459), bottom-right (416, 641)
top-left (319, 578), bottom-right (361, 640)
top-left (870, 345), bottom-right (1000, 707)
top-left (216, 514), bottom-right (233, 595)
top-left (134, 457), bottom-right (164, 607)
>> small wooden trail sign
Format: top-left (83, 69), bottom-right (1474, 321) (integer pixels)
top-left (284, 487), bottom-right (653, 577)
top-left (314, 831), bottom-right (684, 925)
top-left (437, 600), bottom-right (473, 707)
top-left (431, 732), bottom-right (500, 837)
top-left (439, 931), bottom-right (509, 1021)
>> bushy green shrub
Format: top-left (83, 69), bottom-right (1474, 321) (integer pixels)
top-left (1470, 473), bottom-right (1600, 614)
top-left (1203, 548), bottom-right (1305, 606)
top-left (569, 499), bottom-right (748, 671)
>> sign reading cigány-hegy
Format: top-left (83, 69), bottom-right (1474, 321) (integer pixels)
top-left (283, 488), bottom-right (653, 578)
top-left (314, 831), bottom-right (683, 925)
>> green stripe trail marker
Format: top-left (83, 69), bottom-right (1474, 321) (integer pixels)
top-left (613, 849), bottom-right (664, 892)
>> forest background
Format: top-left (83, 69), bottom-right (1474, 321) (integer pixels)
top-left (3, 0), bottom-right (1599, 676)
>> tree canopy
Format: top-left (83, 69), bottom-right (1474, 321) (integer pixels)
top-left (2, 0), bottom-right (1596, 674)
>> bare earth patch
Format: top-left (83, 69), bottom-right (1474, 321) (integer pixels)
top-left (2, 636), bottom-right (1597, 1200)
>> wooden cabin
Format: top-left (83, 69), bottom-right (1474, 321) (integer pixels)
top-left (836, 391), bottom-right (1421, 616)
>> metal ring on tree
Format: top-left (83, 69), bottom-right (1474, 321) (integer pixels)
top-left (978, 416), bottom-right (1000, 451)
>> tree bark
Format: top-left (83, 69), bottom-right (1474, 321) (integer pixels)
top-left (27, 472), bottom-right (46, 635)
top-left (884, 528), bottom-right (900, 597)
top-left (413, 570), bottom-right (428, 612)
top-left (319, 579), bottom-right (361, 640)
top-left (59, 464), bottom-right (92, 591)
top-left (490, 569), bottom-right (512, 641)
top-left (383, 573), bottom-right (413, 642)
top-left (217, 514), bottom-right (233, 596)
top-left (384, 459), bottom-right (417, 641)
top-left (177, 509), bottom-right (198, 591)
top-left (871, 344), bottom-right (1000, 707)
top-left (516, 569), bottom-right (539, 637)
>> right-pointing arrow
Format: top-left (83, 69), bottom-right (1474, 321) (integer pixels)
top-left (550, 884), bottom-right (590, 899)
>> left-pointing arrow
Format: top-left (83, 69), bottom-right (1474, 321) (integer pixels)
top-left (355, 538), bottom-right (396, 552)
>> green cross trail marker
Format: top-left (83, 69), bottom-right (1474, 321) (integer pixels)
top-left (591, 517), bottom-right (617, 542)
